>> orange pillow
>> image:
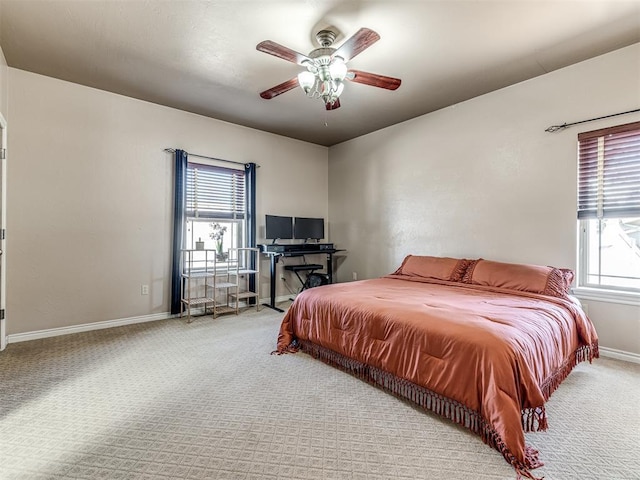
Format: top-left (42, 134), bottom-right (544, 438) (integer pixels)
top-left (395, 255), bottom-right (472, 282)
top-left (465, 259), bottom-right (574, 298)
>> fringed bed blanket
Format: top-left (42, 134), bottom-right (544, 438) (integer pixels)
top-left (275, 272), bottom-right (598, 480)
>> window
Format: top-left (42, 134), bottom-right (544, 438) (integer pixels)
top-left (185, 162), bottom-right (246, 264)
top-left (170, 149), bottom-right (256, 315)
top-left (577, 121), bottom-right (640, 294)
top-left (170, 149), bottom-right (257, 314)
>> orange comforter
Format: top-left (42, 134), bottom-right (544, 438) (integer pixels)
top-left (276, 276), bottom-right (598, 478)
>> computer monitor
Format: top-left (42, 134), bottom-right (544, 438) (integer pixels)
top-left (265, 215), bottom-right (293, 242)
top-left (294, 217), bottom-right (324, 241)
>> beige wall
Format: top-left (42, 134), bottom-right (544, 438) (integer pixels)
top-left (5, 43), bottom-right (639, 355)
top-left (328, 43), bottom-right (640, 355)
top-left (7, 68), bottom-right (328, 335)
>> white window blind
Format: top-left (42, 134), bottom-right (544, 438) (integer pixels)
top-left (186, 162), bottom-right (245, 219)
top-left (578, 121), bottom-right (640, 219)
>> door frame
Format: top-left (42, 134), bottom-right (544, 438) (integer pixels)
top-left (0, 113), bottom-right (6, 351)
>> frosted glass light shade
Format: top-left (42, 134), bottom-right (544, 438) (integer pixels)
top-left (329, 59), bottom-right (347, 81)
top-left (297, 71), bottom-right (315, 92)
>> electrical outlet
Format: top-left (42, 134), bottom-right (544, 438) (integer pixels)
top-left (141, 284), bottom-right (149, 295)
top-left (352, 272), bottom-right (358, 281)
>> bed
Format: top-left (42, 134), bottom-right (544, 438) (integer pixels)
top-left (274, 255), bottom-right (599, 479)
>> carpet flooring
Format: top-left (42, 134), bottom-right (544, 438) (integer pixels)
top-left (0, 308), bottom-right (638, 479)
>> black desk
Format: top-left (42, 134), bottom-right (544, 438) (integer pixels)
top-left (260, 244), bottom-right (341, 312)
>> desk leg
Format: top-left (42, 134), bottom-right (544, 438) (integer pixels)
top-left (264, 254), bottom-right (284, 312)
top-left (326, 253), bottom-right (334, 283)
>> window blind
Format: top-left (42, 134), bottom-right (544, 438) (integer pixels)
top-left (186, 162), bottom-right (245, 219)
top-left (578, 121), bottom-right (640, 219)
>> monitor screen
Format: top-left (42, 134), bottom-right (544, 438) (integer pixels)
top-left (294, 217), bottom-right (324, 240)
top-left (265, 215), bottom-right (293, 240)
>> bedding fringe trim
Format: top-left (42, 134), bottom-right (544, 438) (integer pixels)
top-left (277, 339), bottom-right (599, 479)
top-left (289, 340), bottom-right (572, 480)
top-left (296, 339), bottom-right (543, 479)
top-left (521, 340), bottom-right (599, 433)
top-left (540, 341), bottom-right (599, 402)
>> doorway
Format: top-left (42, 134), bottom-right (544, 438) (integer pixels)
top-left (0, 114), bottom-right (6, 350)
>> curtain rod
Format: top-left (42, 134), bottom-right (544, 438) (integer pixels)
top-left (164, 148), bottom-right (260, 168)
top-left (545, 108), bottom-right (640, 133)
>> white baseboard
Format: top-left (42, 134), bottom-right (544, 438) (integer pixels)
top-left (4, 298), bottom-right (288, 345)
top-left (599, 346), bottom-right (640, 364)
top-left (6, 310), bottom-right (638, 367)
top-left (6, 312), bottom-right (174, 344)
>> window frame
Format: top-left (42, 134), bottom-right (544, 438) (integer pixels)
top-left (184, 217), bottom-right (246, 270)
top-left (576, 219), bottom-right (640, 304)
top-left (185, 161), bottom-right (247, 268)
top-left (575, 121), bottom-right (640, 302)
top-left (171, 149), bottom-right (257, 315)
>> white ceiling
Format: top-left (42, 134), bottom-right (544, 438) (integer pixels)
top-left (1, 1), bottom-right (639, 146)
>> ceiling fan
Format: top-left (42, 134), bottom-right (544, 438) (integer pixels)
top-left (256, 27), bottom-right (401, 110)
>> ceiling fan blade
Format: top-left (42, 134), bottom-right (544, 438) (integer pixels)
top-left (256, 40), bottom-right (310, 65)
top-left (259, 77), bottom-right (299, 99)
top-left (333, 28), bottom-right (380, 61)
top-left (325, 99), bottom-right (341, 110)
top-left (347, 69), bottom-right (401, 90)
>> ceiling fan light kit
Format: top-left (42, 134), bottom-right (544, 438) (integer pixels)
top-left (257, 27), bottom-right (401, 111)
top-left (297, 56), bottom-right (348, 108)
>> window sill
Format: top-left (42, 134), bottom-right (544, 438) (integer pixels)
top-left (572, 287), bottom-right (640, 307)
